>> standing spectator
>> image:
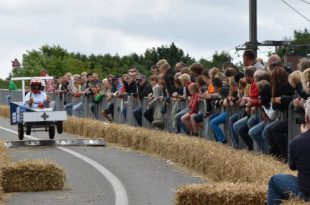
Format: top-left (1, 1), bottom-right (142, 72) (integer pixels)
top-left (243, 49), bottom-right (264, 70)
top-left (189, 63), bottom-right (204, 81)
top-left (151, 65), bottom-right (160, 76)
top-left (5, 77), bottom-right (17, 104)
top-left (6, 77), bottom-right (17, 91)
top-left (143, 75), bottom-right (161, 123)
top-left (123, 74), bottom-right (137, 95)
top-left (40, 68), bottom-right (54, 93)
top-left (151, 74), bottom-right (166, 129)
top-left (221, 62), bottom-right (235, 73)
top-left (158, 60), bottom-right (177, 96)
top-left (171, 73), bottom-right (185, 132)
top-left (175, 62), bottom-right (186, 73)
top-left (92, 73), bottom-right (101, 84)
top-left (133, 74), bottom-right (153, 126)
top-left (102, 76), bottom-right (118, 122)
top-left (86, 72), bottom-right (94, 88)
top-left (297, 58), bottom-right (310, 72)
top-left (267, 54), bottom-right (281, 73)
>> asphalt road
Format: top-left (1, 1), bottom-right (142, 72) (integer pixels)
top-left (0, 117), bottom-right (203, 205)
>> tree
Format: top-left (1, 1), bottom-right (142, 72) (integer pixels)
top-left (277, 28), bottom-right (310, 58)
top-left (199, 51), bottom-right (233, 69)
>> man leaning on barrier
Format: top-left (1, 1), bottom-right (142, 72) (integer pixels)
top-left (133, 74), bottom-right (152, 126)
top-left (267, 99), bottom-right (310, 204)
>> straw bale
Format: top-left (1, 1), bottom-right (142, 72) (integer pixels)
top-left (0, 105), bottom-right (9, 118)
top-left (1, 160), bottom-right (65, 192)
top-left (175, 182), bottom-right (267, 205)
top-left (0, 140), bottom-right (10, 203)
top-left (0, 140), bottom-right (9, 167)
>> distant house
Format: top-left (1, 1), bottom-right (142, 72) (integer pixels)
top-left (12, 58), bottom-right (21, 69)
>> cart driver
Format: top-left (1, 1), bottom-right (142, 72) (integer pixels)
top-left (24, 78), bottom-right (50, 108)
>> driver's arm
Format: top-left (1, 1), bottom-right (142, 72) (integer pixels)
top-left (24, 93), bottom-right (32, 107)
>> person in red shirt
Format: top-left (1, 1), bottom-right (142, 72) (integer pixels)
top-left (181, 83), bottom-right (200, 136)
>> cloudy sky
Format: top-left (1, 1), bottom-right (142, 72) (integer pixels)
top-left (0, 0), bottom-right (309, 78)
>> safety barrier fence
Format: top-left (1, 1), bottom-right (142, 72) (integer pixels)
top-left (0, 89), bottom-right (303, 154)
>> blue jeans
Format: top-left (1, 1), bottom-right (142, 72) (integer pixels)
top-left (229, 113), bottom-right (239, 148)
top-left (133, 106), bottom-right (142, 126)
top-left (64, 103), bottom-right (73, 116)
top-left (210, 112), bottom-right (227, 142)
top-left (73, 101), bottom-right (84, 117)
top-left (249, 121), bottom-right (267, 152)
top-left (262, 120), bottom-right (278, 153)
top-left (233, 116), bottom-right (248, 136)
top-left (174, 108), bottom-right (189, 134)
top-left (268, 174), bottom-right (309, 205)
top-left (233, 116), bottom-right (258, 150)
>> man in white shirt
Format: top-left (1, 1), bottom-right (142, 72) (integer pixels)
top-left (243, 49), bottom-right (264, 70)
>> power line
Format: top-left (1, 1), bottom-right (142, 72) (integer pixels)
top-left (300, 0), bottom-right (310, 5)
top-left (280, 0), bottom-right (310, 23)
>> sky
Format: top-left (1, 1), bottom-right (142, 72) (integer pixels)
top-left (0, 0), bottom-right (309, 79)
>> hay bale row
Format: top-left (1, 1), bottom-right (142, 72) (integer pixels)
top-left (64, 117), bottom-right (292, 184)
top-left (175, 182), bottom-right (266, 205)
top-left (1, 160), bottom-right (66, 192)
top-left (0, 105), bottom-right (9, 118)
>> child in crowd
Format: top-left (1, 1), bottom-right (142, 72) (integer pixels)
top-left (181, 83), bottom-right (200, 136)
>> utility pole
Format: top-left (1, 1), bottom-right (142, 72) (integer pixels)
top-left (249, 0), bottom-right (258, 55)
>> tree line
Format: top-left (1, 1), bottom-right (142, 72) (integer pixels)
top-left (9, 42), bottom-right (232, 79)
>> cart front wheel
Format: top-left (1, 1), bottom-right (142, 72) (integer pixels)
top-left (18, 123), bottom-right (24, 140)
top-left (49, 126), bottom-right (55, 139)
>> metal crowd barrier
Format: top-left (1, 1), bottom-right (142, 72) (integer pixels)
top-left (170, 99), bottom-right (187, 133)
top-left (11, 90), bottom-right (23, 102)
top-left (141, 97), bottom-right (151, 128)
top-left (0, 89), bottom-right (10, 105)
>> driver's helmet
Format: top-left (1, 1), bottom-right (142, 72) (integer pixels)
top-left (30, 78), bottom-right (42, 94)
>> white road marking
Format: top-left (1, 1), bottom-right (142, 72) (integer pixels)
top-left (0, 126), bottom-right (129, 205)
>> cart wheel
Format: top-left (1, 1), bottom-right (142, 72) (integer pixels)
top-left (56, 121), bottom-right (63, 134)
top-left (26, 123), bottom-right (31, 135)
top-left (18, 123), bottom-right (24, 140)
top-left (49, 126), bottom-right (55, 139)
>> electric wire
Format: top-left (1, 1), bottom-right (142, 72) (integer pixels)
top-left (280, 0), bottom-right (310, 23)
